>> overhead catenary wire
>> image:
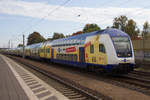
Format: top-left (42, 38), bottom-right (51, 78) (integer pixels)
top-left (16, 0), bottom-right (51, 36)
top-left (12, 0), bottom-right (129, 38)
top-left (9, 0), bottom-right (150, 47)
top-left (9, 0), bottom-right (72, 48)
top-left (12, 0), bottom-right (71, 40)
top-left (72, 0), bottom-right (150, 32)
top-left (21, 0), bottom-right (72, 35)
top-left (71, 0), bottom-right (135, 32)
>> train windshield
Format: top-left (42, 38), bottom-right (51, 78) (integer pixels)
top-left (112, 37), bottom-right (132, 57)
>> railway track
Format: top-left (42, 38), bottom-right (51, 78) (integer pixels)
top-left (109, 72), bottom-right (150, 96)
top-left (7, 55), bottom-right (111, 100)
top-left (6, 55), bottom-right (150, 98)
top-left (131, 70), bottom-right (150, 77)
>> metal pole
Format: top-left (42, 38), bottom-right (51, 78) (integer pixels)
top-left (23, 34), bottom-right (25, 58)
top-left (8, 40), bottom-right (10, 48)
top-left (11, 40), bottom-right (13, 48)
top-left (143, 29), bottom-right (145, 61)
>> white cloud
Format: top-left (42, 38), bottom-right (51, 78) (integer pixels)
top-left (0, 0), bottom-right (150, 29)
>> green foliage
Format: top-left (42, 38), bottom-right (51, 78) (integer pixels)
top-left (106, 26), bottom-right (111, 29)
top-left (112, 15), bottom-right (139, 38)
top-left (47, 38), bottom-right (53, 41)
top-left (52, 32), bottom-right (65, 40)
top-left (65, 35), bottom-right (71, 38)
top-left (72, 31), bottom-right (83, 36)
top-left (142, 21), bottom-right (150, 37)
top-left (17, 44), bottom-right (23, 47)
top-left (27, 32), bottom-right (46, 45)
top-left (125, 19), bottom-right (140, 38)
top-left (83, 24), bottom-right (101, 33)
top-left (112, 15), bottom-right (128, 31)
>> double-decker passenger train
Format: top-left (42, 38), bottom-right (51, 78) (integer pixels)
top-left (5, 28), bottom-right (135, 74)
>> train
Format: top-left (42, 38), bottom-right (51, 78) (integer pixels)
top-left (4, 28), bottom-right (135, 74)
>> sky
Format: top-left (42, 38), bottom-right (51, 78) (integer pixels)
top-left (0, 0), bottom-right (150, 48)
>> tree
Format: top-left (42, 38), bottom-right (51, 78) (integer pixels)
top-left (65, 35), bottom-right (71, 38)
top-left (27, 32), bottom-right (46, 45)
top-left (112, 16), bottom-right (140, 38)
top-left (17, 44), bottom-right (23, 47)
top-left (125, 19), bottom-right (139, 38)
top-left (142, 21), bottom-right (150, 37)
top-left (112, 15), bottom-right (128, 31)
top-left (47, 38), bottom-right (53, 41)
top-left (52, 32), bottom-right (65, 40)
top-left (106, 26), bottom-right (111, 29)
top-left (72, 31), bottom-right (83, 36)
top-left (83, 24), bottom-right (101, 33)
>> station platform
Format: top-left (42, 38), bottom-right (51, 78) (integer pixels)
top-left (0, 54), bottom-right (69, 100)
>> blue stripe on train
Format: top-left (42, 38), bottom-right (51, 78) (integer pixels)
top-left (51, 59), bottom-right (87, 68)
top-left (50, 58), bottom-right (134, 72)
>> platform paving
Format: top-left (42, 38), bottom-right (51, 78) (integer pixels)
top-left (0, 55), bottom-right (29, 100)
top-left (0, 54), bottom-right (69, 100)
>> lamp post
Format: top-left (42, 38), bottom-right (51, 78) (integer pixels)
top-left (23, 34), bottom-right (25, 58)
top-left (143, 29), bottom-right (145, 61)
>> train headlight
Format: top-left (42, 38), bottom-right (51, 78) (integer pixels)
top-left (117, 54), bottom-right (120, 56)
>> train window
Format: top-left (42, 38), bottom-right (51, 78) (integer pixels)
top-left (48, 48), bottom-right (50, 53)
top-left (99, 44), bottom-right (106, 53)
top-left (75, 54), bottom-right (77, 61)
top-left (60, 54), bottom-right (63, 60)
top-left (70, 40), bottom-right (73, 45)
top-left (71, 54), bottom-right (73, 61)
top-left (90, 45), bottom-right (94, 53)
top-left (67, 54), bottom-right (69, 60)
top-left (62, 54), bottom-right (65, 60)
top-left (80, 39), bottom-right (84, 44)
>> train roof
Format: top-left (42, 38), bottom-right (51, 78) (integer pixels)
top-left (22, 28), bottom-right (129, 47)
top-left (52, 28), bottom-right (129, 43)
top-left (26, 42), bottom-right (42, 48)
top-left (103, 28), bottom-right (129, 37)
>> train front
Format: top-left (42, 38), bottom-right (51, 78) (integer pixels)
top-left (105, 29), bottom-right (135, 74)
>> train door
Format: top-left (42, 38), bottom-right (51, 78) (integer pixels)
top-left (44, 46), bottom-right (47, 57)
top-left (51, 48), bottom-right (54, 59)
top-left (79, 47), bottom-right (85, 62)
top-left (48, 47), bottom-right (51, 58)
top-left (47, 47), bottom-right (51, 59)
top-left (84, 35), bottom-right (99, 64)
